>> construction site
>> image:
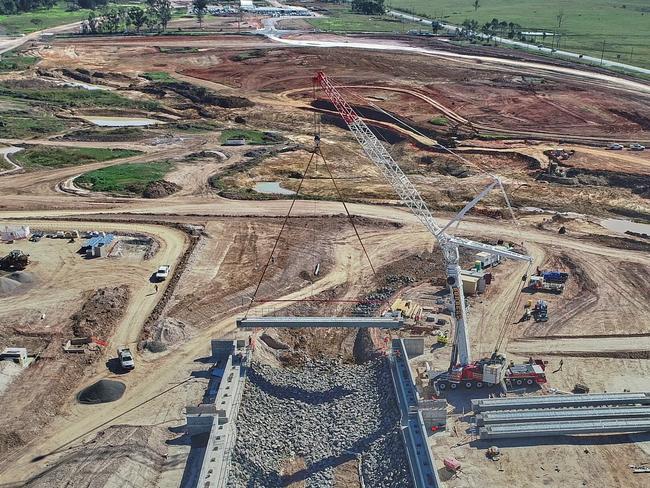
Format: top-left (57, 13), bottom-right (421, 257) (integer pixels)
top-left (0, 2), bottom-right (649, 487)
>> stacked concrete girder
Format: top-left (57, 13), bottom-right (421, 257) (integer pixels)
top-left (477, 406), bottom-right (650, 426)
top-left (481, 418), bottom-right (650, 439)
top-left (472, 392), bottom-right (650, 413)
top-left (473, 392), bottom-right (650, 440)
top-left (236, 315), bottom-right (404, 328)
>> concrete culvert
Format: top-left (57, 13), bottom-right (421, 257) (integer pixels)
top-left (77, 379), bottom-right (126, 404)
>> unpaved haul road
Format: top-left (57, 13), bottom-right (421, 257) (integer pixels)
top-left (264, 32), bottom-right (650, 96)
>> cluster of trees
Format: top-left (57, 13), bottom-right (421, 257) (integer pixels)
top-left (0, 0), bottom-right (56, 15)
top-left (0, 0), bottom-right (110, 15)
top-left (351, 0), bottom-right (385, 16)
top-left (81, 0), bottom-right (172, 34)
top-left (456, 17), bottom-right (534, 43)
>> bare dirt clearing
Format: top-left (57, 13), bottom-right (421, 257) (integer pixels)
top-left (0, 26), bottom-right (649, 488)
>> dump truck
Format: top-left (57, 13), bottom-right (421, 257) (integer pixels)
top-left (117, 347), bottom-right (135, 371)
top-left (0, 250), bottom-right (29, 271)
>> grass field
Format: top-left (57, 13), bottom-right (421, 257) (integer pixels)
top-left (76, 161), bottom-right (174, 194)
top-left (142, 71), bottom-right (176, 83)
top-left (0, 3), bottom-right (90, 35)
top-left (0, 53), bottom-right (39, 72)
top-left (389, 0), bottom-right (650, 68)
top-left (309, 5), bottom-right (426, 33)
top-left (13, 146), bottom-right (141, 170)
top-left (220, 129), bottom-right (282, 145)
top-left (0, 84), bottom-right (160, 111)
top-left (0, 112), bottom-right (68, 138)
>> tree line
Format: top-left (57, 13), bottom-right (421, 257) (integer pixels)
top-left (457, 17), bottom-right (534, 43)
top-left (81, 0), bottom-right (172, 34)
top-left (0, 0), bottom-right (57, 15)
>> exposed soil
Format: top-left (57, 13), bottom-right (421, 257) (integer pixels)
top-left (71, 285), bottom-right (130, 339)
top-left (142, 179), bottom-right (181, 199)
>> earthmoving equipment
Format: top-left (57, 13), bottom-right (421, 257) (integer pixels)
top-left (0, 250), bottom-right (29, 271)
top-left (436, 331), bottom-right (449, 345)
top-left (117, 347), bottom-right (134, 370)
top-left (533, 300), bottom-right (548, 322)
top-left (315, 71), bottom-right (541, 391)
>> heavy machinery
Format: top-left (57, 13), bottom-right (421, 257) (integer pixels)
top-left (0, 250), bottom-right (29, 271)
top-left (314, 72), bottom-right (544, 391)
top-left (533, 300), bottom-right (548, 322)
top-left (529, 270), bottom-right (568, 294)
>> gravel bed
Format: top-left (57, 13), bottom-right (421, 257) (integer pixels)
top-left (226, 358), bottom-right (413, 488)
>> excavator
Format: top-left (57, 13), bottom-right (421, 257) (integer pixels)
top-left (314, 72), bottom-right (547, 392)
top-left (0, 250), bottom-right (29, 271)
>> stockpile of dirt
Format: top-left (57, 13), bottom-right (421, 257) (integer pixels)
top-left (143, 317), bottom-right (192, 353)
top-left (142, 179), bottom-right (181, 199)
top-left (25, 425), bottom-right (169, 487)
top-left (157, 80), bottom-right (254, 108)
top-left (0, 271), bottom-right (34, 296)
top-left (77, 379), bottom-right (126, 404)
top-left (0, 276), bottom-right (21, 295)
top-left (70, 285), bottom-right (130, 338)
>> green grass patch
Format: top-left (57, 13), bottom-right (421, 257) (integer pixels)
top-left (0, 4), bottom-right (91, 35)
top-left (0, 84), bottom-right (160, 111)
top-left (220, 129), bottom-right (282, 145)
top-left (391, 0), bottom-right (650, 69)
top-left (429, 116), bottom-right (449, 126)
top-left (13, 146), bottom-right (141, 170)
top-left (60, 127), bottom-right (149, 142)
top-left (76, 161), bottom-right (174, 195)
top-left (0, 53), bottom-right (39, 72)
top-left (308, 6), bottom-right (425, 33)
top-left (142, 71), bottom-right (176, 83)
top-left (0, 113), bottom-right (67, 138)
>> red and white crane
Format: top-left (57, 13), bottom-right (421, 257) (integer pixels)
top-left (314, 71), bottom-right (546, 390)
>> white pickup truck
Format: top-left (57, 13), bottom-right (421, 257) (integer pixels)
top-left (117, 347), bottom-right (135, 371)
top-left (155, 265), bottom-right (171, 281)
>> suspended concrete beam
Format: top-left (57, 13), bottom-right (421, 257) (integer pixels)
top-left (236, 316), bottom-right (404, 329)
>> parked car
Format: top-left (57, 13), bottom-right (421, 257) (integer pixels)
top-left (117, 347), bottom-right (135, 371)
top-left (606, 143), bottom-right (624, 150)
top-left (629, 143), bottom-right (645, 151)
top-left (155, 265), bottom-right (171, 281)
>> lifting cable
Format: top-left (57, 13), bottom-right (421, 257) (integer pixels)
top-left (244, 151), bottom-right (317, 317)
top-left (244, 142), bottom-right (378, 316)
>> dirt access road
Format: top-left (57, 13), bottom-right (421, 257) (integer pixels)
top-left (1, 24), bottom-right (649, 487)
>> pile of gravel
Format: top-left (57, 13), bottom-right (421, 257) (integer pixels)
top-left (77, 380), bottom-right (126, 404)
top-left (226, 359), bottom-right (412, 488)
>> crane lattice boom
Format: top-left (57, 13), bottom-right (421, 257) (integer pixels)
top-left (314, 71), bottom-right (531, 367)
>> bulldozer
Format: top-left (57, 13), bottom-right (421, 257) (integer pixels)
top-left (0, 250), bottom-right (29, 271)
